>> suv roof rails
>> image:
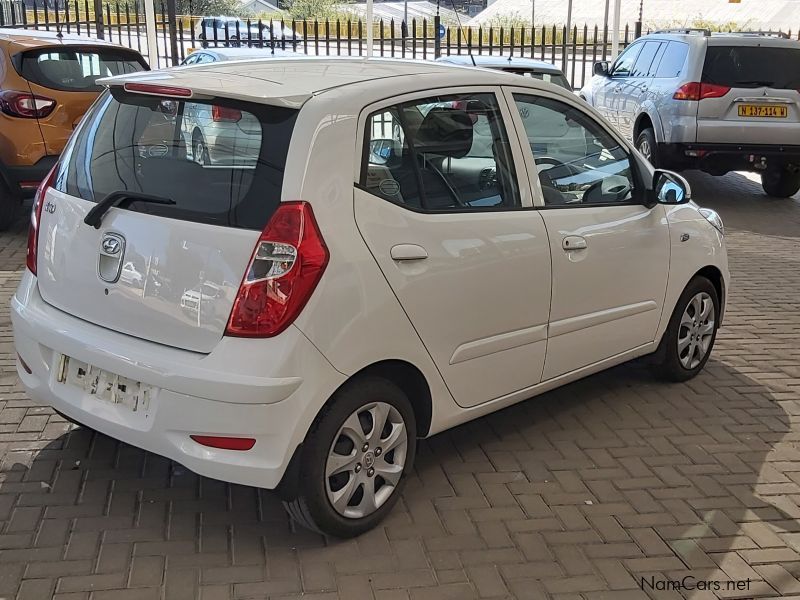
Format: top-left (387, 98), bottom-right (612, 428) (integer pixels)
top-left (720, 30), bottom-right (791, 39)
top-left (652, 28), bottom-right (711, 36)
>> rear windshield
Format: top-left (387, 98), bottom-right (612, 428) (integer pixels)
top-left (702, 45), bottom-right (800, 89)
top-left (18, 47), bottom-right (147, 92)
top-left (56, 89), bottom-right (298, 229)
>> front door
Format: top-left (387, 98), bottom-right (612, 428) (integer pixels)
top-left (617, 40), bottom-right (663, 139)
top-left (506, 90), bottom-right (670, 380)
top-left (355, 89), bottom-right (552, 408)
top-left (601, 42), bottom-right (644, 131)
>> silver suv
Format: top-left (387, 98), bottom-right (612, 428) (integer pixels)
top-left (581, 30), bottom-right (800, 197)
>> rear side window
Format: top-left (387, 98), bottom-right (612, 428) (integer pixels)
top-left (18, 47), bottom-right (146, 92)
top-left (703, 45), bottom-right (800, 89)
top-left (507, 69), bottom-right (572, 90)
top-left (56, 89), bottom-right (298, 229)
top-left (654, 42), bottom-right (689, 78)
top-left (631, 41), bottom-right (662, 77)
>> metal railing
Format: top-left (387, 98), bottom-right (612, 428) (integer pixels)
top-left (2, 0), bottom-right (799, 90)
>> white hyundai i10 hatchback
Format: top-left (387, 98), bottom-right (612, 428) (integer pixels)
top-left (13, 58), bottom-right (728, 538)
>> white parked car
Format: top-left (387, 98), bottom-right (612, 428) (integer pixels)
top-left (194, 16), bottom-right (300, 48)
top-left (14, 58), bottom-right (729, 538)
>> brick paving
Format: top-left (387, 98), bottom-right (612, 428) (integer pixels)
top-left (0, 171), bottom-right (797, 600)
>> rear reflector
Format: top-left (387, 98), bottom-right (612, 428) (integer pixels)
top-left (226, 202), bottom-right (329, 338)
top-left (190, 435), bottom-right (256, 451)
top-left (123, 82), bottom-right (193, 98)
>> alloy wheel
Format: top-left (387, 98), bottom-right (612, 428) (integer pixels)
top-left (638, 138), bottom-right (652, 162)
top-left (677, 291), bottom-right (715, 369)
top-left (325, 401), bottom-right (408, 519)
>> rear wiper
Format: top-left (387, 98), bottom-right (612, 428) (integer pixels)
top-left (84, 190), bottom-right (176, 229)
top-left (733, 80), bottom-right (775, 87)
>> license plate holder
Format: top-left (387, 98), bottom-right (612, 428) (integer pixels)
top-left (56, 355), bottom-right (152, 413)
top-left (737, 104), bottom-right (788, 118)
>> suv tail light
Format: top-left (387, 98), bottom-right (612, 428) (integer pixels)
top-left (673, 82), bottom-right (731, 101)
top-left (26, 164), bottom-right (59, 275)
top-left (212, 105), bottom-right (242, 122)
top-left (225, 202), bottom-right (328, 337)
top-left (0, 90), bottom-right (56, 118)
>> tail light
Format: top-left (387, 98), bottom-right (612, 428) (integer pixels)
top-left (26, 164), bottom-right (58, 275)
top-left (226, 201), bottom-right (328, 337)
top-left (212, 105), bottom-right (242, 122)
top-left (0, 91), bottom-right (56, 118)
top-left (673, 82), bottom-right (731, 101)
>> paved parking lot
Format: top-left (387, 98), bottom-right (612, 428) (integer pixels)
top-left (0, 171), bottom-right (797, 600)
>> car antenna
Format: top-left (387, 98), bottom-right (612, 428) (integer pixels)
top-left (443, 0), bottom-right (476, 67)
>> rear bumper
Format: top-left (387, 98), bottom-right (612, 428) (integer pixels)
top-left (12, 270), bottom-right (345, 489)
top-left (660, 143), bottom-right (800, 172)
top-left (2, 155), bottom-right (58, 198)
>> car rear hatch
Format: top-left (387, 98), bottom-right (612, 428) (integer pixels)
top-left (696, 41), bottom-right (800, 145)
top-left (34, 83), bottom-right (299, 353)
top-left (14, 45), bottom-right (148, 156)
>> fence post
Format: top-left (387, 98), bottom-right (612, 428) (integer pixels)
top-left (634, 20), bottom-right (642, 38)
top-left (434, 14), bottom-right (441, 58)
top-left (166, 0), bottom-right (179, 65)
top-left (93, 0), bottom-right (104, 38)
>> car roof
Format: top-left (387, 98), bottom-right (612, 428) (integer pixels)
top-left (638, 30), bottom-right (800, 48)
top-left (103, 56), bottom-right (545, 107)
top-left (0, 28), bottom-right (128, 50)
top-left (437, 54), bottom-right (563, 73)
top-left (193, 47), bottom-right (298, 60)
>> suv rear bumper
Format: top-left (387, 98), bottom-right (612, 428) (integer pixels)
top-left (2, 155), bottom-right (58, 198)
top-left (12, 270), bottom-right (345, 489)
top-left (660, 143), bottom-right (800, 173)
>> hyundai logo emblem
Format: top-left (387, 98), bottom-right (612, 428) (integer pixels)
top-left (102, 235), bottom-right (122, 255)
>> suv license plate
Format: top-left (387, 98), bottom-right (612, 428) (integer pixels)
top-left (56, 355), bottom-right (152, 412)
top-left (738, 104), bottom-right (788, 118)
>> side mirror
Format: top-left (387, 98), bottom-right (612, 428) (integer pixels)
top-left (593, 61), bottom-right (610, 77)
top-left (653, 170), bottom-right (691, 205)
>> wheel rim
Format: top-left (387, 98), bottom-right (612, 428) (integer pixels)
top-left (638, 139), bottom-right (652, 162)
top-left (194, 140), bottom-right (206, 166)
top-left (677, 291), bottom-right (715, 370)
top-left (325, 401), bottom-right (408, 519)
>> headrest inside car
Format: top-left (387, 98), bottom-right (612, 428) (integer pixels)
top-left (414, 108), bottom-right (474, 159)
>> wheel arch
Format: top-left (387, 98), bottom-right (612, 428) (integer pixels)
top-left (276, 358), bottom-right (433, 500)
top-left (633, 112), bottom-right (655, 143)
top-left (694, 265), bottom-right (725, 324)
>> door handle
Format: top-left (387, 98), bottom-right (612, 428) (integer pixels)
top-left (390, 244), bottom-right (428, 261)
top-left (562, 236), bottom-right (587, 251)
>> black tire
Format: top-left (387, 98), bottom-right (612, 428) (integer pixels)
top-left (761, 167), bottom-right (800, 198)
top-left (0, 178), bottom-right (20, 232)
top-left (283, 377), bottom-right (416, 538)
top-left (652, 276), bottom-right (720, 382)
top-left (635, 127), bottom-right (659, 168)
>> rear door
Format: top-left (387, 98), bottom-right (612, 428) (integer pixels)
top-left (18, 46), bottom-right (147, 155)
top-left (355, 89), bottom-right (552, 408)
top-left (697, 41), bottom-right (800, 145)
top-left (36, 88), bottom-right (298, 353)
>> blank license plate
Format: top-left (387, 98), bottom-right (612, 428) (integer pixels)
top-left (56, 355), bottom-right (152, 412)
top-left (738, 104), bottom-right (788, 118)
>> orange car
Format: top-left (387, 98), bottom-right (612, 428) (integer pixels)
top-left (0, 30), bottom-right (148, 229)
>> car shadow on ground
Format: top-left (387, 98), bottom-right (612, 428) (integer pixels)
top-left (4, 355), bottom-right (795, 598)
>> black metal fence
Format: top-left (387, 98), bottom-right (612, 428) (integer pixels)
top-left (2, 0), bottom-right (800, 90)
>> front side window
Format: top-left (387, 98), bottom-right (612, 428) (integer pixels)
top-left (610, 43), bottom-right (643, 77)
top-left (361, 93), bottom-right (520, 211)
top-left (513, 94), bottom-right (637, 206)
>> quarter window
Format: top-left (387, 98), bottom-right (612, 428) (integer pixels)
top-left (655, 42), bottom-right (689, 78)
top-left (513, 94), bottom-right (637, 206)
top-left (361, 93), bottom-right (520, 211)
